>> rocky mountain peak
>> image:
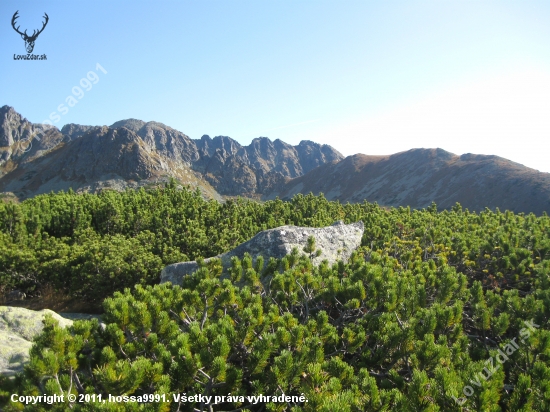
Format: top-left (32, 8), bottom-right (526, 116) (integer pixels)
top-left (247, 137), bottom-right (276, 157)
top-left (196, 136), bottom-right (241, 159)
top-left (61, 124), bottom-right (100, 140)
top-left (0, 106), bottom-right (65, 170)
top-left (0, 105), bottom-right (18, 119)
top-left (0, 105), bottom-right (33, 147)
top-left (297, 139), bottom-right (317, 147)
top-left (110, 119), bottom-right (147, 132)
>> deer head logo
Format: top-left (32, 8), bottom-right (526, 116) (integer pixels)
top-left (11, 11), bottom-right (49, 54)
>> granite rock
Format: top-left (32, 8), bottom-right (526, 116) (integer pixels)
top-left (161, 220), bottom-right (364, 286)
top-left (0, 306), bottom-right (73, 376)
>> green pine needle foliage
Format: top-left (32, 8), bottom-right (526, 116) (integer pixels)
top-left (1, 189), bottom-right (550, 410)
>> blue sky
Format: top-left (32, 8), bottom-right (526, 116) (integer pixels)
top-left (2, 1), bottom-right (550, 172)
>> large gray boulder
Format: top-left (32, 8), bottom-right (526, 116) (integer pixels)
top-left (161, 220), bottom-right (364, 286)
top-left (0, 306), bottom-right (73, 376)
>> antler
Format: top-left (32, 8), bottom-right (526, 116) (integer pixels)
top-left (11, 11), bottom-right (26, 37)
top-left (31, 13), bottom-right (49, 39)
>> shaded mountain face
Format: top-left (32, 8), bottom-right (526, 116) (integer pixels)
top-left (0, 106), bottom-right (343, 200)
top-left (267, 149), bottom-right (550, 214)
top-left (196, 136), bottom-right (343, 196)
top-left (0, 106), bottom-right (68, 172)
top-left (0, 124), bottom-right (222, 200)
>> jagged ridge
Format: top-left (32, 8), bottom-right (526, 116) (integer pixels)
top-left (0, 106), bottom-right (343, 200)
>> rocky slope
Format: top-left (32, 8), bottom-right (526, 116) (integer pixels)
top-left (267, 149), bottom-right (550, 214)
top-left (0, 120), bottom-right (222, 201)
top-left (0, 106), bottom-right (342, 200)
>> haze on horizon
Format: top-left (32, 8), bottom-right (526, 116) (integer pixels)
top-left (1, 1), bottom-right (549, 172)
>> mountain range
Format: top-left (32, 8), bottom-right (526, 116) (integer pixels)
top-left (0, 106), bottom-right (342, 201)
top-left (1, 105), bottom-right (549, 214)
top-left (267, 150), bottom-right (550, 214)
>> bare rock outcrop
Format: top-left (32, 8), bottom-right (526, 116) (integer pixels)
top-left (197, 136), bottom-right (343, 196)
top-left (161, 220), bottom-right (364, 286)
top-left (0, 106), bottom-right (65, 170)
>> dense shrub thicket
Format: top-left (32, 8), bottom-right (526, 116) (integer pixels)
top-left (0, 182), bottom-right (351, 303)
top-left (1, 184), bottom-right (550, 410)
